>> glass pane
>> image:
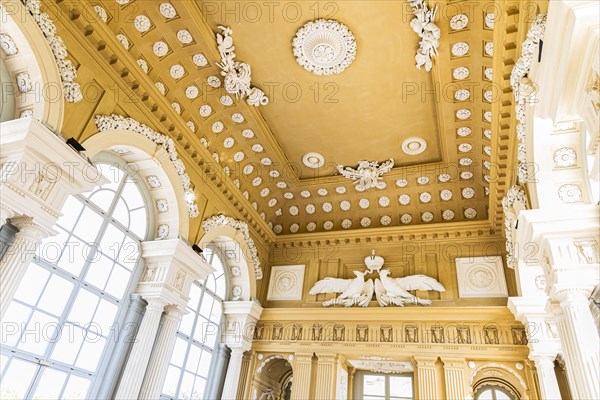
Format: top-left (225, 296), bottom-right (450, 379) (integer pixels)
top-left (58, 236), bottom-right (91, 276)
top-left (18, 311), bottom-right (57, 355)
top-left (37, 274), bottom-right (74, 316)
top-left (193, 317), bottom-right (209, 343)
top-left (88, 189), bottom-right (116, 212)
top-left (56, 196), bottom-right (84, 230)
top-left (188, 284), bottom-right (202, 311)
top-left (162, 365), bottom-right (181, 396)
top-left (478, 389), bottom-right (494, 400)
top-left (62, 375), bottom-right (91, 400)
top-left (119, 236), bottom-right (140, 268)
top-left (105, 264), bottom-right (131, 299)
top-left (178, 312), bottom-right (195, 337)
top-left (390, 376), bottom-right (413, 397)
top-left (0, 354), bottom-right (7, 375)
top-left (13, 263), bottom-right (50, 306)
top-left (179, 371), bottom-right (196, 400)
top-left (192, 377), bottom-right (206, 400)
top-left (129, 208), bottom-right (147, 238)
top-left (210, 301), bottom-right (222, 323)
top-left (363, 375), bottom-right (386, 396)
top-left (68, 289), bottom-right (100, 327)
top-left (0, 358), bottom-right (38, 399)
top-left (199, 295), bottom-right (214, 319)
top-left (1, 302), bottom-right (31, 347)
top-left (38, 227), bottom-right (69, 262)
top-left (215, 276), bottom-right (226, 299)
top-left (112, 198), bottom-right (130, 229)
top-left (171, 338), bottom-right (188, 368)
top-left (185, 344), bottom-right (202, 373)
top-left (121, 179), bottom-right (145, 210)
top-left (85, 254), bottom-right (113, 290)
top-left (51, 325), bottom-right (85, 365)
top-left (75, 336), bottom-right (106, 372)
top-left (31, 368), bottom-right (67, 399)
top-left (211, 255), bottom-right (224, 275)
top-left (205, 275), bottom-right (216, 294)
top-left (496, 390), bottom-right (511, 400)
top-left (99, 224), bottom-right (125, 260)
top-left (73, 207), bottom-right (103, 243)
top-left (92, 299), bottom-right (119, 336)
top-left (197, 350), bottom-right (212, 378)
top-left (203, 322), bottom-right (219, 349)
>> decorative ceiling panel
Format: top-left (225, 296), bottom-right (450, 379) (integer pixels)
top-left (92, 0), bottom-right (497, 235)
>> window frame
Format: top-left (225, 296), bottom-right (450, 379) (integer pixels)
top-left (354, 370), bottom-right (414, 400)
top-left (0, 154), bottom-right (154, 399)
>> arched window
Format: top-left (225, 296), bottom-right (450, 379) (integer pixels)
top-left (160, 246), bottom-right (227, 400)
top-left (476, 387), bottom-right (514, 400)
top-left (0, 159), bottom-right (151, 399)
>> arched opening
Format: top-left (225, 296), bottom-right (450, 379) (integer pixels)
top-left (475, 386), bottom-right (515, 400)
top-left (0, 154), bottom-right (153, 399)
top-left (254, 355), bottom-right (293, 400)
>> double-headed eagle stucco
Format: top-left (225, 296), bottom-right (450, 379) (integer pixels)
top-left (309, 253), bottom-right (445, 307)
top-left (337, 159), bottom-right (394, 191)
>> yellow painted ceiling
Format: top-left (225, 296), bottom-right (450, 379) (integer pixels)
top-left (96, 0), bottom-right (497, 235)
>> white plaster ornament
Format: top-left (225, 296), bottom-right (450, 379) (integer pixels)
top-left (309, 252), bottom-right (445, 307)
top-left (408, 0), bottom-right (440, 71)
top-left (215, 26), bottom-right (268, 106)
top-left (337, 159), bottom-right (394, 191)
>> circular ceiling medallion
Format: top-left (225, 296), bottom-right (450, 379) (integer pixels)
top-left (292, 19), bottom-right (357, 76)
top-left (402, 137), bottom-right (427, 155)
top-left (302, 152), bottom-right (325, 169)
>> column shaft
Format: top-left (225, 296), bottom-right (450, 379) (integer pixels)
top-left (0, 218), bottom-right (49, 318)
top-left (221, 348), bottom-right (245, 400)
top-left (415, 357), bottom-right (439, 400)
top-left (95, 293), bottom-right (147, 399)
top-left (314, 354), bottom-right (337, 400)
top-left (114, 298), bottom-right (166, 400)
top-left (531, 355), bottom-right (562, 400)
top-left (139, 306), bottom-right (184, 399)
top-left (553, 291), bottom-right (600, 400)
top-left (291, 353), bottom-right (313, 400)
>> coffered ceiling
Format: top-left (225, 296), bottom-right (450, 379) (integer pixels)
top-left (92, 0), bottom-right (499, 235)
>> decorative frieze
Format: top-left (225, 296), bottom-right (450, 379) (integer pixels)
top-left (94, 114), bottom-right (199, 218)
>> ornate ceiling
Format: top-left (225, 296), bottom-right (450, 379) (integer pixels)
top-left (91, 0), bottom-right (500, 235)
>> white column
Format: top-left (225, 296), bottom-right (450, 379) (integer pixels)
top-left (0, 217), bottom-right (52, 317)
top-left (551, 288), bottom-right (600, 400)
top-left (114, 297), bottom-right (167, 400)
top-left (221, 347), bottom-right (245, 400)
top-left (220, 300), bottom-right (263, 400)
top-left (530, 354), bottom-right (562, 400)
top-left (138, 305), bottom-right (184, 400)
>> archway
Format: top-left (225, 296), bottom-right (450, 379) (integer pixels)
top-left (254, 355), bottom-right (293, 400)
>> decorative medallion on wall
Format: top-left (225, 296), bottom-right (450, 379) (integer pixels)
top-left (292, 19), bottom-right (357, 75)
top-left (455, 256), bottom-right (508, 298)
top-left (215, 26), bottom-right (269, 106)
top-left (408, 0), bottom-right (440, 71)
top-left (553, 147), bottom-right (577, 168)
top-left (337, 159), bottom-right (394, 191)
top-left (201, 214), bottom-right (263, 279)
top-left (267, 265), bottom-right (305, 301)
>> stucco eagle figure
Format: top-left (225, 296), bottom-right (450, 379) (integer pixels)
top-left (309, 269), bottom-right (445, 307)
top-left (309, 271), bottom-right (374, 307)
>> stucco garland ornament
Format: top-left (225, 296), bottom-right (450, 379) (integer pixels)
top-left (337, 159), bottom-right (394, 190)
top-left (292, 19), bottom-right (357, 75)
top-left (94, 114), bottom-right (199, 218)
top-left (201, 214), bottom-right (263, 280)
top-left (19, 0), bottom-right (83, 102)
top-left (408, 0), bottom-right (440, 72)
top-left (502, 185), bottom-right (527, 269)
top-left (215, 26), bottom-right (268, 107)
top-left (510, 13), bottom-right (547, 183)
